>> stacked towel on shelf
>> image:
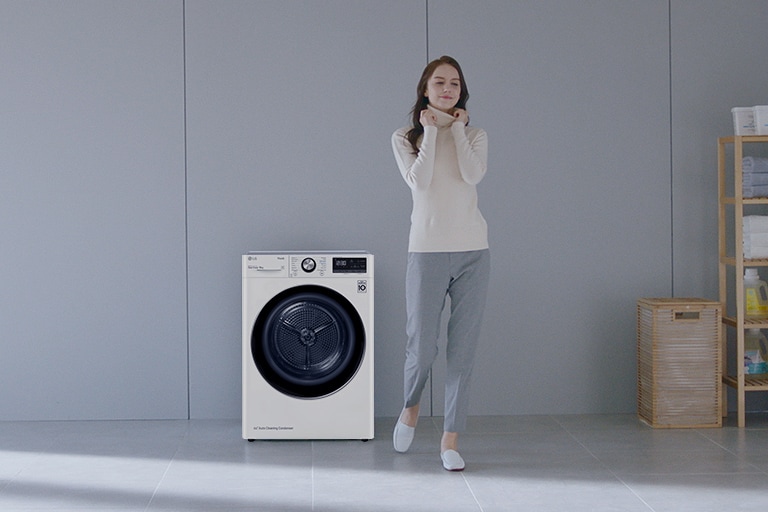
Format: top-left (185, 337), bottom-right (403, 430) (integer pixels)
top-left (744, 215), bottom-right (768, 233)
top-left (743, 215), bottom-right (768, 259)
top-left (742, 157), bottom-right (768, 198)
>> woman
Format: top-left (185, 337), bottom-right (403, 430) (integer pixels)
top-left (391, 56), bottom-right (490, 471)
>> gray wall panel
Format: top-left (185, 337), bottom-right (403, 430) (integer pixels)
top-left (428, 0), bottom-right (672, 415)
top-left (671, 0), bottom-right (768, 298)
top-left (0, 1), bottom-right (187, 419)
top-left (184, 0), bottom-right (425, 418)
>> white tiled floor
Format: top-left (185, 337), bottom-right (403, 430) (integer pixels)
top-left (2, 414), bottom-right (768, 511)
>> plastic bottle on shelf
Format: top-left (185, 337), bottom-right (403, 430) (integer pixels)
top-left (744, 329), bottom-right (768, 375)
top-left (744, 269), bottom-right (768, 318)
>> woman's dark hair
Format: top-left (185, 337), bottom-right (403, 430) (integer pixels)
top-left (404, 55), bottom-right (470, 154)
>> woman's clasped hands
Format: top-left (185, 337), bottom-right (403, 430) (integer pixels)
top-left (451, 108), bottom-right (469, 125)
top-left (419, 108), bottom-right (469, 127)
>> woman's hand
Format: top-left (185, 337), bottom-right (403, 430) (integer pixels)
top-left (419, 109), bottom-right (438, 127)
top-left (451, 108), bottom-right (469, 125)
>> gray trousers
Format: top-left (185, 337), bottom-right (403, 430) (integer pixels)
top-left (403, 249), bottom-right (490, 433)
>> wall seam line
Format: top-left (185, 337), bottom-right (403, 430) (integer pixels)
top-left (668, 0), bottom-right (675, 297)
top-left (182, 0), bottom-right (191, 420)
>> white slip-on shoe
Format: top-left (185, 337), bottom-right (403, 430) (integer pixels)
top-left (440, 449), bottom-right (465, 471)
top-left (392, 420), bottom-right (415, 453)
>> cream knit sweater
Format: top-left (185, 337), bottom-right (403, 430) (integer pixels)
top-left (392, 105), bottom-right (489, 252)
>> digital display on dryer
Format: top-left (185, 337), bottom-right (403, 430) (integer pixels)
top-left (332, 257), bottom-right (367, 274)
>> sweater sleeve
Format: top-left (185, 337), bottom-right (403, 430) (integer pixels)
top-left (392, 126), bottom-right (438, 191)
top-left (451, 122), bottom-right (488, 185)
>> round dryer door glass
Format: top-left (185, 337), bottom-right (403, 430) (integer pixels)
top-left (251, 284), bottom-right (366, 399)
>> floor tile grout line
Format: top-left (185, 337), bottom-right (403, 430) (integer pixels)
top-left (693, 428), bottom-right (768, 475)
top-left (144, 422), bottom-right (189, 512)
top-left (459, 471), bottom-right (486, 512)
top-left (0, 430), bottom-right (63, 496)
top-left (556, 418), bottom-right (768, 510)
top-left (144, 453), bottom-right (177, 512)
top-left (558, 421), bottom-right (658, 512)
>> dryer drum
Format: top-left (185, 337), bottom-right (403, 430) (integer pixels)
top-left (252, 285), bottom-right (366, 399)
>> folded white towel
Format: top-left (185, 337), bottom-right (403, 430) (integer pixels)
top-left (744, 216), bottom-right (768, 234)
top-left (744, 157), bottom-right (768, 173)
top-left (745, 233), bottom-right (768, 247)
top-left (744, 246), bottom-right (768, 259)
top-left (744, 245), bottom-right (768, 259)
top-left (744, 230), bottom-right (768, 259)
top-left (744, 242), bottom-right (768, 258)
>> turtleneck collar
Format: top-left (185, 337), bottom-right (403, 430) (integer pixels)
top-left (427, 104), bottom-right (458, 128)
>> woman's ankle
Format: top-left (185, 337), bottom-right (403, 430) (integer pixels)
top-left (400, 405), bottom-right (420, 427)
top-left (441, 431), bottom-right (459, 453)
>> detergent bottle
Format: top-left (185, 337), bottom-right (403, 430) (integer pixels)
top-left (744, 269), bottom-right (768, 318)
top-left (744, 329), bottom-right (768, 375)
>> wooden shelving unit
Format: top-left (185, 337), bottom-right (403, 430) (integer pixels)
top-left (718, 135), bottom-right (768, 427)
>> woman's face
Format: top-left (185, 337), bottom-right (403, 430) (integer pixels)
top-left (423, 64), bottom-right (461, 113)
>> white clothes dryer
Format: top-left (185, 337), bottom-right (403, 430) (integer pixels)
top-left (242, 251), bottom-right (374, 440)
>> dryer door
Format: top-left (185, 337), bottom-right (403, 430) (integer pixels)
top-left (251, 284), bottom-right (366, 399)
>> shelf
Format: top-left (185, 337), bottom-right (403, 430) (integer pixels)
top-left (719, 135), bottom-right (768, 144)
top-left (723, 375), bottom-right (768, 392)
top-left (721, 257), bottom-right (768, 267)
top-left (718, 136), bottom-right (768, 427)
top-left (723, 316), bottom-right (768, 328)
top-left (722, 197), bottom-right (768, 205)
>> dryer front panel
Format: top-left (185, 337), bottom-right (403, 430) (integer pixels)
top-left (251, 284), bottom-right (365, 399)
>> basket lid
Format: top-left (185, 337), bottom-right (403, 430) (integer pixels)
top-left (637, 297), bottom-right (721, 307)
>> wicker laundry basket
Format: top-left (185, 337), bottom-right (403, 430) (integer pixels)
top-left (637, 298), bottom-right (722, 428)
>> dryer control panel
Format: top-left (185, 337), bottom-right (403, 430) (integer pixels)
top-left (244, 252), bottom-right (372, 278)
top-left (289, 255), bottom-right (368, 277)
